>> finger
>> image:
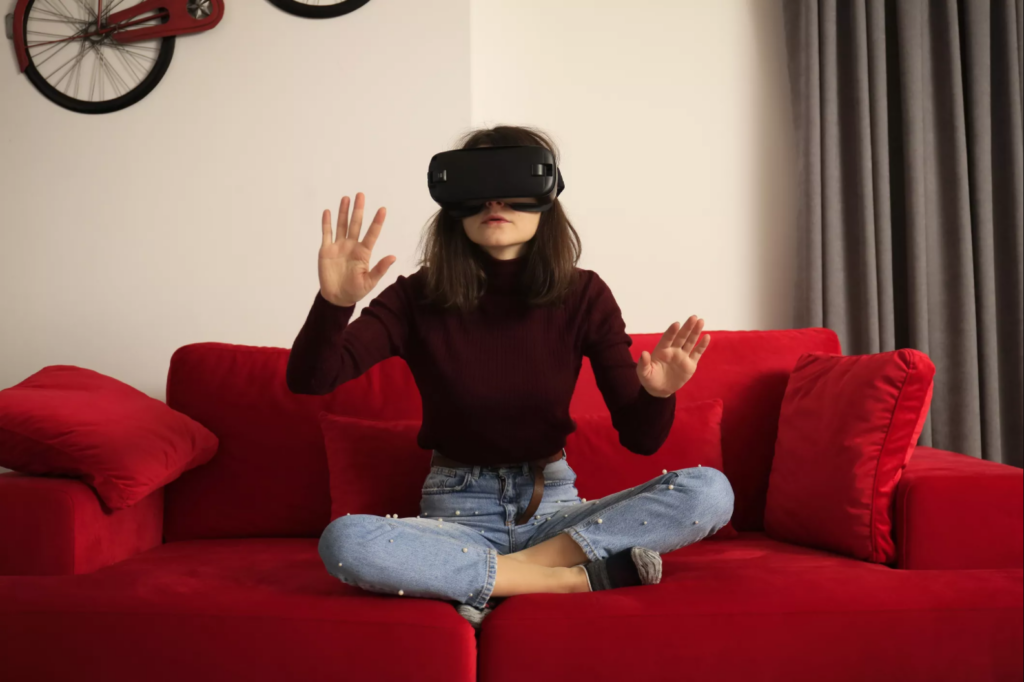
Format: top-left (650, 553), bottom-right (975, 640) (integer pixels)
top-left (680, 318), bottom-right (704, 353)
top-left (336, 196), bottom-right (349, 242)
top-left (369, 254), bottom-right (396, 286)
top-left (690, 333), bottom-right (711, 359)
top-left (349, 192), bottom-right (366, 242)
top-left (322, 209), bottom-right (332, 247)
top-left (671, 315), bottom-right (699, 349)
top-left (682, 320), bottom-right (704, 353)
top-left (362, 207), bottom-right (387, 252)
top-left (655, 321), bottom-right (681, 351)
top-left (660, 323), bottom-right (681, 351)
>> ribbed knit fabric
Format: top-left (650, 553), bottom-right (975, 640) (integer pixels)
top-left (286, 249), bottom-right (676, 466)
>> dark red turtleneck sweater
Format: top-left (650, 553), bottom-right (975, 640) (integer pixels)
top-left (286, 250), bottom-right (676, 466)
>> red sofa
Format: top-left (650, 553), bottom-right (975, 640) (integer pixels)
top-left (1, 327), bottom-right (1021, 682)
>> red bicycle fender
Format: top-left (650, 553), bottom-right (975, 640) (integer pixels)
top-left (13, 1), bottom-right (28, 72)
top-left (11, 0), bottom-right (225, 72)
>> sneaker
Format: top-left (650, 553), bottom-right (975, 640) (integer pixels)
top-left (455, 602), bottom-right (493, 631)
top-left (631, 546), bottom-right (663, 585)
top-left (581, 546), bottom-right (663, 591)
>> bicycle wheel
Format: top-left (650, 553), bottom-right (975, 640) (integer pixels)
top-left (268, 0), bottom-right (373, 19)
top-left (21, 0), bottom-right (176, 115)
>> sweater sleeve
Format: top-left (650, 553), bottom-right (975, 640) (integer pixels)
top-left (581, 273), bottom-right (676, 455)
top-left (286, 277), bottom-right (413, 395)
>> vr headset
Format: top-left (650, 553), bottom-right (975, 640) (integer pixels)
top-left (427, 145), bottom-right (565, 219)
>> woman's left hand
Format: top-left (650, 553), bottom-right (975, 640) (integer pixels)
top-left (637, 315), bottom-right (710, 398)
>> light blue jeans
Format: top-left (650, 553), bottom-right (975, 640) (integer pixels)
top-left (318, 448), bottom-right (735, 610)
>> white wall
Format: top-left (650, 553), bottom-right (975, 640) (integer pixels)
top-left (471, 0), bottom-right (797, 336)
top-left (0, 0), bottom-right (795, 472)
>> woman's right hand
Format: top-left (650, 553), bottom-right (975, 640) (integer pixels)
top-left (319, 192), bottom-right (396, 307)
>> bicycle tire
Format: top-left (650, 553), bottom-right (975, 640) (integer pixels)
top-left (267, 0), bottom-right (373, 19)
top-left (21, 0), bottom-right (176, 115)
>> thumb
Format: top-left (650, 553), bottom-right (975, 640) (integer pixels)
top-left (369, 255), bottom-right (396, 286)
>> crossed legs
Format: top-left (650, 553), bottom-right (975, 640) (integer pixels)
top-left (488, 465), bottom-right (735, 599)
top-left (491, 532), bottom-right (591, 596)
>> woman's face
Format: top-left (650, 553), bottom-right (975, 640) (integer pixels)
top-left (461, 196), bottom-right (541, 260)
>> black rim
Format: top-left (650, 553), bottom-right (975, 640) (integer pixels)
top-left (21, 0), bottom-right (176, 115)
top-left (267, 0), bottom-right (373, 19)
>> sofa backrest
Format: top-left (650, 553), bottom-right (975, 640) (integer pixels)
top-left (162, 328), bottom-right (840, 541)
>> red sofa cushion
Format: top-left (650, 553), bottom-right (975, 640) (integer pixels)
top-left (0, 539), bottom-right (477, 682)
top-left (0, 366), bottom-right (219, 511)
top-left (319, 401), bottom-right (737, 539)
top-left (162, 329), bottom-right (839, 541)
top-left (319, 414), bottom-right (431, 521)
top-left (764, 349), bottom-right (936, 564)
top-left (477, 534), bottom-right (1023, 682)
top-left (566, 403), bottom-right (737, 539)
top-left (3, 535), bottom-right (1016, 682)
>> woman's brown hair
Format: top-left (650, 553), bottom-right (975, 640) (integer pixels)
top-left (415, 125), bottom-right (582, 313)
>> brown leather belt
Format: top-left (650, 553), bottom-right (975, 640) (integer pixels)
top-left (430, 450), bottom-right (565, 526)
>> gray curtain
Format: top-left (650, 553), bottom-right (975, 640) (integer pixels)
top-left (782, 0), bottom-right (1024, 468)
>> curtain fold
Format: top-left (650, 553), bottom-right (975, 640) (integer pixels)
top-left (782, 0), bottom-right (1023, 467)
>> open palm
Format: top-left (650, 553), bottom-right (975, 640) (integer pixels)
top-left (318, 192), bottom-right (395, 307)
top-left (637, 316), bottom-right (710, 397)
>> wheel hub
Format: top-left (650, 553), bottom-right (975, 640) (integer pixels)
top-left (188, 0), bottom-right (213, 20)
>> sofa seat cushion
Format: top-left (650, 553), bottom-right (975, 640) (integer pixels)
top-left (0, 539), bottom-right (476, 682)
top-left (479, 532), bottom-right (1023, 682)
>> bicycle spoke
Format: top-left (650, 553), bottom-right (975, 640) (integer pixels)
top-left (95, 47), bottom-right (129, 98)
top-left (68, 0), bottom-right (97, 20)
top-left (25, 0), bottom-right (165, 104)
top-left (51, 40), bottom-right (89, 95)
top-left (87, 44), bottom-right (98, 100)
top-left (26, 28), bottom-right (81, 38)
top-left (50, 0), bottom-right (85, 22)
top-left (29, 28), bottom-right (87, 70)
top-left (68, 40), bottom-right (88, 98)
top-left (24, 14), bottom-right (87, 26)
top-left (108, 40), bottom-right (151, 83)
top-left (35, 0), bottom-right (81, 24)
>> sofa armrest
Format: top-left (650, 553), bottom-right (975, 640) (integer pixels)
top-left (0, 472), bottom-right (164, 576)
top-left (895, 446), bottom-right (1023, 570)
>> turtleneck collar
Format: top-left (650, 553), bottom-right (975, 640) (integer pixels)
top-left (479, 249), bottom-right (528, 295)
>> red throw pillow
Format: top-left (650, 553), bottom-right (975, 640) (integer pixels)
top-left (0, 366), bottom-right (219, 511)
top-left (566, 399), bottom-right (737, 540)
top-left (318, 414), bottom-right (432, 522)
top-left (765, 349), bottom-right (935, 564)
top-left (319, 398), bottom-right (737, 540)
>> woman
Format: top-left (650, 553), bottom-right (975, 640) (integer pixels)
top-left (287, 125), bottom-right (735, 630)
